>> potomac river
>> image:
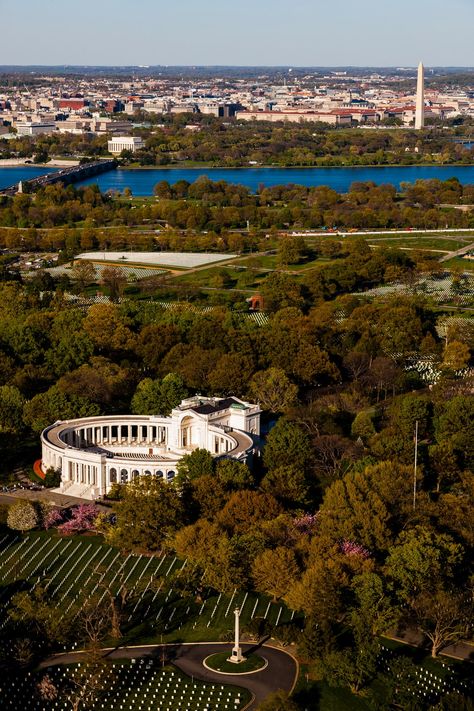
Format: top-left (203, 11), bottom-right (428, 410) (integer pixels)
top-left (3, 164), bottom-right (474, 195)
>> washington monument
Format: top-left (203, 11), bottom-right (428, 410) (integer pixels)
top-left (415, 61), bottom-right (425, 130)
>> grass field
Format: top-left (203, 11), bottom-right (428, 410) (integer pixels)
top-left (443, 256), bottom-right (474, 272)
top-left (1, 531), bottom-right (472, 710)
top-left (367, 236), bottom-right (470, 251)
top-left (0, 531), bottom-right (298, 647)
top-left (0, 660), bottom-right (251, 711)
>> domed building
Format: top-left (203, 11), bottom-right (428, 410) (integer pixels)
top-left (41, 396), bottom-right (261, 500)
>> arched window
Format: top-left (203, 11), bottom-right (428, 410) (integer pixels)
top-left (167, 470), bottom-right (175, 481)
top-left (120, 469), bottom-right (128, 484)
top-left (109, 468), bottom-right (117, 483)
top-left (155, 470), bottom-right (164, 478)
top-left (144, 470), bottom-right (152, 476)
top-left (131, 470), bottom-right (140, 480)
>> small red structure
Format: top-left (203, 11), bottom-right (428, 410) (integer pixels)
top-left (248, 294), bottom-right (265, 311)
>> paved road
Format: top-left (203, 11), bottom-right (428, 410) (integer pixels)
top-left (41, 642), bottom-right (298, 710)
top-left (386, 632), bottom-right (474, 663)
top-left (0, 489), bottom-right (110, 511)
top-left (439, 240), bottom-right (474, 262)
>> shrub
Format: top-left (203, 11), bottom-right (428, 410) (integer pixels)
top-left (43, 467), bottom-right (61, 488)
top-left (7, 501), bottom-right (39, 531)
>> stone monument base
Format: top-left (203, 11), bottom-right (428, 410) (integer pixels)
top-left (228, 647), bottom-right (245, 664)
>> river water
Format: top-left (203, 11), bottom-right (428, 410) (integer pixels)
top-left (2, 164), bottom-right (474, 195)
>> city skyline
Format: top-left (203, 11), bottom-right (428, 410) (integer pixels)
top-left (1, 0), bottom-right (474, 66)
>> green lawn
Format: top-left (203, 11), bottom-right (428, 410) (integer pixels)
top-left (0, 661), bottom-right (251, 711)
top-left (293, 668), bottom-right (374, 711)
top-left (443, 256), bottom-right (474, 272)
top-left (367, 236), bottom-right (469, 251)
top-left (205, 651), bottom-right (266, 673)
top-left (0, 531), bottom-right (299, 649)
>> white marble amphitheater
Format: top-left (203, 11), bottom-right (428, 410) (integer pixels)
top-left (41, 396), bottom-right (261, 500)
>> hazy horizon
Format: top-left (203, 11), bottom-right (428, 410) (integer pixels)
top-left (1, 0), bottom-right (474, 67)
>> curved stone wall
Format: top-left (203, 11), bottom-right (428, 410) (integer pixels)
top-left (41, 412), bottom-right (254, 500)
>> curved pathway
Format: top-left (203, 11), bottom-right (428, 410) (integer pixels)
top-left (42, 642), bottom-right (298, 710)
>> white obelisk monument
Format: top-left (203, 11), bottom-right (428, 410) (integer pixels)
top-left (229, 607), bottom-right (244, 663)
top-left (415, 62), bottom-right (425, 130)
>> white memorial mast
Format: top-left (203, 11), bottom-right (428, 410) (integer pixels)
top-left (415, 61), bottom-right (425, 130)
top-left (229, 607), bottom-right (244, 663)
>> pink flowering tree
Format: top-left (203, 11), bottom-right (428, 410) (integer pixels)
top-left (58, 504), bottom-right (99, 534)
top-left (293, 513), bottom-right (319, 536)
top-left (44, 508), bottom-right (65, 530)
top-left (340, 539), bottom-right (371, 559)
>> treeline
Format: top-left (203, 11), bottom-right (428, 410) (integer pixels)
top-left (0, 132), bottom-right (108, 162)
top-left (0, 270), bottom-right (472, 442)
top-left (0, 271), bottom-right (472, 701)
top-left (1, 177), bottom-right (474, 233)
top-left (2, 115), bottom-right (474, 167)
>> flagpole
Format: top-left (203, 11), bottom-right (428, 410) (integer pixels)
top-left (413, 420), bottom-right (418, 512)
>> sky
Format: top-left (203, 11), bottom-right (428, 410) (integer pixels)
top-left (1, 0), bottom-right (474, 67)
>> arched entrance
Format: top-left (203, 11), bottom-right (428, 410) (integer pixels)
top-left (180, 416), bottom-right (196, 449)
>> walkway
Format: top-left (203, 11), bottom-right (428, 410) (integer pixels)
top-left (439, 240), bottom-right (474, 262)
top-left (41, 642), bottom-right (298, 710)
top-left (0, 489), bottom-right (110, 511)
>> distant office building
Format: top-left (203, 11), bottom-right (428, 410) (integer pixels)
top-left (124, 101), bottom-right (144, 114)
top-left (108, 136), bottom-right (145, 154)
top-left (199, 103), bottom-right (242, 117)
top-left (235, 110), bottom-right (353, 126)
top-left (92, 119), bottom-right (131, 134)
top-left (103, 99), bottom-right (124, 113)
top-left (58, 99), bottom-right (89, 111)
top-left (16, 122), bottom-right (56, 136)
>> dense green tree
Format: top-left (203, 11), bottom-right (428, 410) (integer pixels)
top-left (384, 527), bottom-right (464, 606)
top-left (260, 272), bottom-right (305, 313)
top-left (351, 572), bottom-right (399, 636)
top-left (208, 353), bottom-right (254, 395)
top-left (82, 303), bottom-right (134, 353)
top-left (263, 418), bottom-right (312, 472)
top-left (256, 690), bottom-right (299, 711)
top-left (131, 373), bottom-right (187, 416)
top-left (261, 466), bottom-right (310, 508)
top-left (131, 377), bottom-right (162, 415)
top-left (435, 396), bottom-right (474, 467)
top-left (176, 448), bottom-right (214, 485)
top-left (8, 586), bottom-right (72, 644)
top-left (45, 331), bottom-right (94, 377)
top-left (252, 547), bottom-right (299, 602)
top-left (105, 475), bottom-right (184, 553)
top-left (57, 357), bottom-right (130, 409)
top-left (277, 235), bottom-right (307, 266)
top-left (23, 385), bottom-right (100, 433)
top-left (217, 490), bottom-right (282, 535)
top-left (215, 459), bottom-right (254, 491)
top-left (249, 368), bottom-right (298, 413)
top-left (0, 384), bottom-right (25, 433)
top-left (317, 471), bottom-right (391, 551)
top-left (317, 639), bottom-right (379, 695)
